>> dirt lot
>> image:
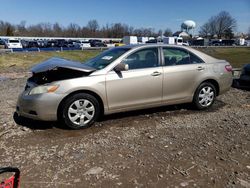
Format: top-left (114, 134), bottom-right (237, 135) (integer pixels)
top-left (0, 70), bottom-right (250, 188)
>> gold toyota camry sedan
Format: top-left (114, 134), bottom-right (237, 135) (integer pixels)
top-left (16, 44), bottom-right (233, 129)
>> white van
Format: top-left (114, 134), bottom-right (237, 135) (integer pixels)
top-left (163, 37), bottom-right (183, 45)
top-left (5, 39), bottom-right (23, 49)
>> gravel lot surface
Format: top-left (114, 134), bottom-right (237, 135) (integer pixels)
top-left (0, 71), bottom-right (250, 188)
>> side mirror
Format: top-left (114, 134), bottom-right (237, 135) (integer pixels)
top-left (114, 63), bottom-right (129, 72)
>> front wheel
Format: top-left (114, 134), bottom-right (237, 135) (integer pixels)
top-left (60, 93), bottom-right (101, 129)
top-left (192, 82), bottom-right (216, 110)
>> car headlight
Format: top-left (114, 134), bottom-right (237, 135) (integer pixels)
top-left (29, 85), bottom-right (59, 95)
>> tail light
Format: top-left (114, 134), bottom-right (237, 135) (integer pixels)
top-left (225, 65), bottom-right (232, 72)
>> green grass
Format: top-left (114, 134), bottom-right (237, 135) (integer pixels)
top-left (0, 50), bottom-right (100, 72)
top-left (198, 47), bottom-right (250, 68)
top-left (0, 47), bottom-right (249, 72)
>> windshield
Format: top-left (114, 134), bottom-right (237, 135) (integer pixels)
top-left (84, 47), bottom-right (130, 70)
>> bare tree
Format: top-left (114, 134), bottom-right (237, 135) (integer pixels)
top-left (199, 11), bottom-right (236, 39)
top-left (199, 23), bottom-right (212, 38)
top-left (163, 28), bottom-right (172, 37)
top-left (86, 20), bottom-right (99, 33)
top-left (216, 11), bottom-right (236, 38)
top-left (53, 23), bottom-right (63, 37)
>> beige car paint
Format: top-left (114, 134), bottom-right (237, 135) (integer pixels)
top-left (17, 44), bottom-right (232, 121)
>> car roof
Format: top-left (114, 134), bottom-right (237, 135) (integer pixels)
top-left (117, 44), bottom-right (219, 63)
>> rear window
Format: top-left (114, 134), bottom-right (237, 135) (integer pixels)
top-left (9, 40), bottom-right (19, 43)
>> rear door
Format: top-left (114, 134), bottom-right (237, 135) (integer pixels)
top-left (162, 47), bottom-right (206, 102)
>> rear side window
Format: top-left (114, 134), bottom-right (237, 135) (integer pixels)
top-left (123, 48), bottom-right (159, 70)
top-left (163, 48), bottom-right (204, 66)
top-left (189, 52), bottom-right (204, 64)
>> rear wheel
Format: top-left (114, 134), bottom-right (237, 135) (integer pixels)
top-left (60, 93), bottom-right (100, 129)
top-left (193, 82), bottom-right (216, 110)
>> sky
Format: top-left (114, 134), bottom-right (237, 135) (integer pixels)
top-left (0, 0), bottom-right (249, 34)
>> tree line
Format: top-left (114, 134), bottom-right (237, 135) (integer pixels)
top-left (0, 20), bottom-right (173, 38)
top-left (0, 11), bottom-right (248, 39)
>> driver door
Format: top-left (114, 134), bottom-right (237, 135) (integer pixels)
top-left (105, 47), bottom-right (163, 111)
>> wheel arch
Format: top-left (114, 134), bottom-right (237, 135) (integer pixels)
top-left (57, 90), bottom-right (105, 120)
top-left (199, 79), bottom-right (220, 96)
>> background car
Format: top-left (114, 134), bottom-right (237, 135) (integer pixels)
top-left (0, 39), bottom-right (5, 48)
top-left (89, 39), bottom-right (107, 47)
top-left (5, 39), bottom-right (23, 49)
top-left (146, 39), bottom-right (158, 43)
top-left (232, 64), bottom-right (250, 90)
top-left (79, 41), bottom-right (91, 48)
top-left (27, 41), bottom-right (39, 48)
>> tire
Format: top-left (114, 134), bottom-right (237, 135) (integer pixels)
top-left (192, 82), bottom-right (216, 110)
top-left (60, 93), bottom-right (100, 129)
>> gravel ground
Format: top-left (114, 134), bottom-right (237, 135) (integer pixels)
top-left (0, 72), bottom-right (250, 188)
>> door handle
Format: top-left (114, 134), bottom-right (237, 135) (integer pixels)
top-left (197, 66), bottom-right (205, 71)
top-left (151, 71), bottom-right (161, 76)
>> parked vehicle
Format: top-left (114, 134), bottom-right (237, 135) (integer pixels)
top-left (182, 42), bottom-right (190, 46)
top-left (79, 41), bottom-right (91, 48)
top-left (146, 39), bottom-right (158, 43)
top-left (138, 37), bottom-right (149, 43)
top-left (115, 42), bottom-right (125, 47)
top-left (55, 39), bottom-right (68, 47)
top-left (236, 38), bottom-right (245, 46)
top-left (46, 40), bottom-right (57, 47)
top-left (27, 41), bottom-right (39, 48)
top-left (0, 40), bottom-right (4, 45)
top-left (37, 40), bottom-right (48, 48)
top-left (190, 39), bottom-right (210, 46)
top-left (163, 37), bottom-right (183, 45)
top-left (163, 37), bottom-right (175, 45)
top-left (123, 36), bottom-right (138, 45)
top-left (232, 64), bottom-right (250, 90)
top-left (89, 39), bottom-right (107, 47)
top-left (175, 37), bottom-right (183, 45)
top-left (5, 39), bottom-right (23, 49)
top-left (0, 40), bottom-right (5, 48)
top-left (16, 44), bottom-right (232, 129)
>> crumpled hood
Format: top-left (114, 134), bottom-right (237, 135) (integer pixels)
top-left (31, 57), bottom-right (96, 73)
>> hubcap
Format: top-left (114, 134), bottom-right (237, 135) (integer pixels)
top-left (198, 86), bottom-right (214, 107)
top-left (68, 99), bottom-right (95, 126)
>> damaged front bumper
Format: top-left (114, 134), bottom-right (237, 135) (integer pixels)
top-left (16, 91), bottom-right (66, 121)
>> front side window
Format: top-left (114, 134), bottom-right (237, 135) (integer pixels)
top-left (123, 48), bottom-right (159, 70)
top-left (84, 47), bottom-right (130, 70)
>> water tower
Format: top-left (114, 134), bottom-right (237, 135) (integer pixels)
top-left (181, 20), bottom-right (196, 37)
